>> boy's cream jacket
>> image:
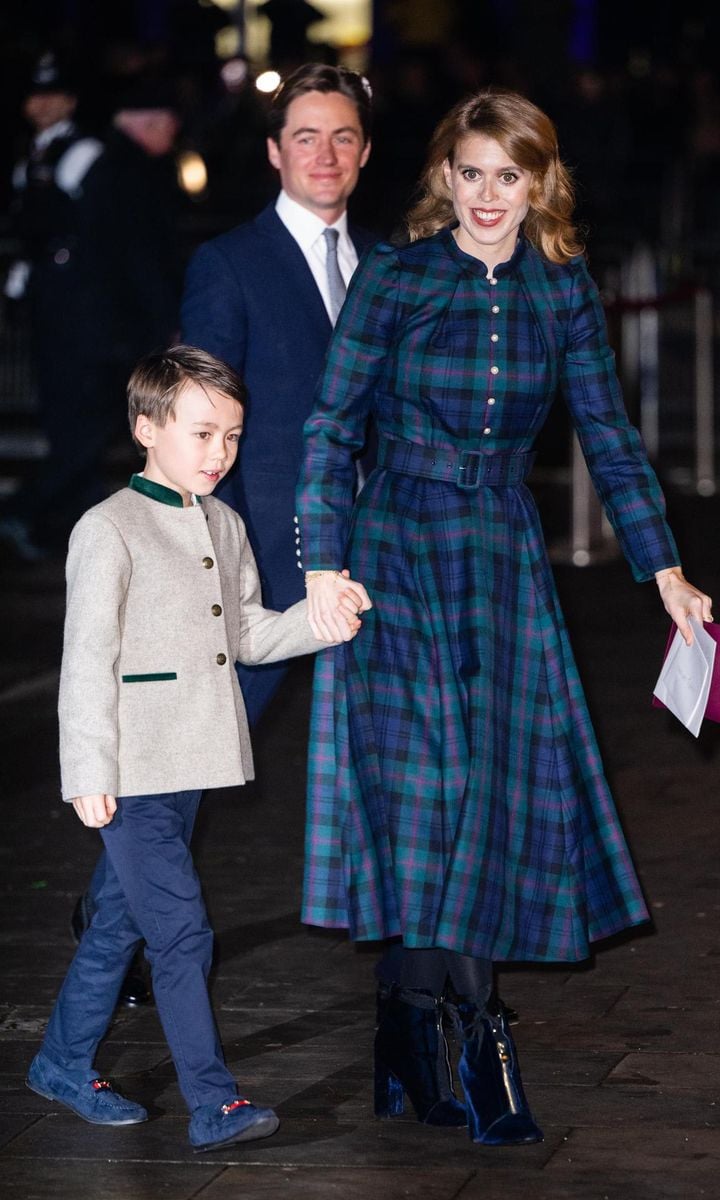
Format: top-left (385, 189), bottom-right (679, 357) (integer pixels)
top-left (59, 484), bottom-right (326, 800)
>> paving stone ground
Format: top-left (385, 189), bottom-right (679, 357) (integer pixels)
top-left (0, 487), bottom-right (719, 1199)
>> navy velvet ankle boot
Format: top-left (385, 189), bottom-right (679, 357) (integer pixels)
top-left (456, 1002), bottom-right (543, 1145)
top-left (373, 984), bottom-right (466, 1126)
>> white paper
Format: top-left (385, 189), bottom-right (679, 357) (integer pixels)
top-left (653, 619), bottom-right (716, 737)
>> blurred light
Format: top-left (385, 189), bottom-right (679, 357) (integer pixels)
top-left (177, 151), bottom-right (208, 196)
top-left (256, 70), bottom-right (281, 94)
top-left (220, 57), bottom-right (249, 89)
top-left (201, 0), bottom-right (240, 9)
top-left (215, 25), bottom-right (241, 58)
top-left (243, 1), bottom-right (371, 68)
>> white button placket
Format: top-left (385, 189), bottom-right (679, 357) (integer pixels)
top-left (294, 514), bottom-right (303, 570)
top-left (485, 278), bottom-right (501, 437)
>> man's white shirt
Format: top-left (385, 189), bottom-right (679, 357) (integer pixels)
top-left (275, 189), bottom-right (358, 325)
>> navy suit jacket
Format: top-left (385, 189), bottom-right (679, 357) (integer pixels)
top-left (181, 202), bottom-right (375, 610)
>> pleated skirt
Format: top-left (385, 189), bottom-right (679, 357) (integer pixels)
top-left (302, 468), bottom-right (649, 962)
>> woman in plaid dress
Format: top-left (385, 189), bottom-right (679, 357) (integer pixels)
top-left (297, 89), bottom-right (711, 1144)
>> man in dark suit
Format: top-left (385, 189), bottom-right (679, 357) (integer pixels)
top-left (181, 63), bottom-right (374, 725)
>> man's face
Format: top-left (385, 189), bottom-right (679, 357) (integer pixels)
top-left (125, 109), bottom-right (180, 157)
top-left (267, 89), bottom-right (370, 223)
top-left (23, 91), bottom-right (76, 133)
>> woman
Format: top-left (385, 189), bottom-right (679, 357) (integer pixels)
top-left (296, 89), bottom-right (711, 1145)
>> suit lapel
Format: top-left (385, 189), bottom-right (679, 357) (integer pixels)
top-left (254, 204), bottom-right (332, 333)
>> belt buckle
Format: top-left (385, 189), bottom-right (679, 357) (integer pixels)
top-left (457, 449), bottom-right (483, 490)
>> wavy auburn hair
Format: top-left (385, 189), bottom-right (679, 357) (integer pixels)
top-left (406, 88), bottom-right (583, 263)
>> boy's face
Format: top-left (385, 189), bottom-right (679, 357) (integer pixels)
top-left (134, 382), bottom-right (244, 506)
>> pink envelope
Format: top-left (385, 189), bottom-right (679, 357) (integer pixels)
top-left (652, 621), bottom-right (720, 723)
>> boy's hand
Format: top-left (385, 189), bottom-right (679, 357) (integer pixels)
top-left (306, 568), bottom-right (372, 643)
top-left (337, 590), bottom-right (363, 638)
top-left (72, 794), bottom-right (117, 828)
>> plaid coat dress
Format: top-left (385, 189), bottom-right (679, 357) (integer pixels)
top-left (296, 230), bottom-right (680, 963)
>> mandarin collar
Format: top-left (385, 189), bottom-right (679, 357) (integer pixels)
top-left (441, 225), bottom-right (527, 278)
top-left (129, 473), bottom-right (199, 509)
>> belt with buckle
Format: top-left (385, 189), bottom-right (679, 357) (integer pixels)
top-left (377, 438), bottom-right (535, 490)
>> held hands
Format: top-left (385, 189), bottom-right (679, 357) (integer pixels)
top-left (655, 567), bottom-right (713, 645)
top-left (72, 794), bottom-right (117, 828)
top-left (306, 568), bottom-right (373, 643)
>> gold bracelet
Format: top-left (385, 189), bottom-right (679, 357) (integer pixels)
top-left (305, 569), bottom-right (341, 583)
top-left (303, 571), bottom-right (343, 590)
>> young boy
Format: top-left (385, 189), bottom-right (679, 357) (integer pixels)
top-left (26, 345), bottom-right (370, 1152)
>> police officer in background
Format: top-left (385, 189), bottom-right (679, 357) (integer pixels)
top-left (0, 53), bottom-right (102, 561)
top-left (1, 71), bottom-right (183, 563)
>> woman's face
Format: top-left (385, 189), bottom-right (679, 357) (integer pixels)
top-left (443, 133), bottom-right (531, 272)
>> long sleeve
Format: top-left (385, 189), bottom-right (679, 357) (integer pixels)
top-left (58, 512), bottom-right (131, 800)
top-left (297, 243), bottom-right (400, 566)
top-left (560, 259), bottom-right (680, 581)
top-left (235, 518), bottom-right (328, 664)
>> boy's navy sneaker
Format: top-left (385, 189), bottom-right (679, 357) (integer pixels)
top-left (26, 1052), bottom-right (148, 1125)
top-left (189, 1096), bottom-right (279, 1152)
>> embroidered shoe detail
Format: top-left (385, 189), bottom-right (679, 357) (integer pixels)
top-left (221, 1099), bottom-right (252, 1114)
top-left (91, 1079), bottom-right (112, 1091)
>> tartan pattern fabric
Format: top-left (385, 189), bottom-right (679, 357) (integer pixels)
top-left (297, 231), bottom-right (680, 962)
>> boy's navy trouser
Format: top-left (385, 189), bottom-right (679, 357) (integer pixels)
top-left (41, 791), bottom-right (237, 1112)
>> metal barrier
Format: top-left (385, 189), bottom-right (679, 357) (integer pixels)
top-left (0, 311), bottom-right (35, 416)
top-left (0, 236), bottom-right (35, 414)
top-left (557, 245), bottom-right (717, 567)
top-left (694, 287), bottom-right (715, 497)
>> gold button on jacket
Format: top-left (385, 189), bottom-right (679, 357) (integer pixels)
top-left (58, 490), bottom-right (327, 801)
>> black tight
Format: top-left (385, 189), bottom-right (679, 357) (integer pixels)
top-left (375, 945), bottom-right (493, 1004)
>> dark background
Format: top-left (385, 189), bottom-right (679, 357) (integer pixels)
top-left (0, 0), bottom-right (718, 512)
top-left (1, 0), bottom-right (719, 259)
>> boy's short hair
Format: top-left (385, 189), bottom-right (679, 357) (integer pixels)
top-left (128, 345), bottom-right (247, 451)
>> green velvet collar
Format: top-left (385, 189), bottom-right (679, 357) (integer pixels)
top-left (129, 473), bottom-right (198, 508)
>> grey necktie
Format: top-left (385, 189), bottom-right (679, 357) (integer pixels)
top-left (323, 227), bottom-right (346, 324)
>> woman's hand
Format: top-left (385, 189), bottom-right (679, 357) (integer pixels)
top-left (655, 567), bottom-right (713, 645)
top-left (306, 568), bottom-right (372, 643)
top-left (72, 794), bottom-right (117, 828)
